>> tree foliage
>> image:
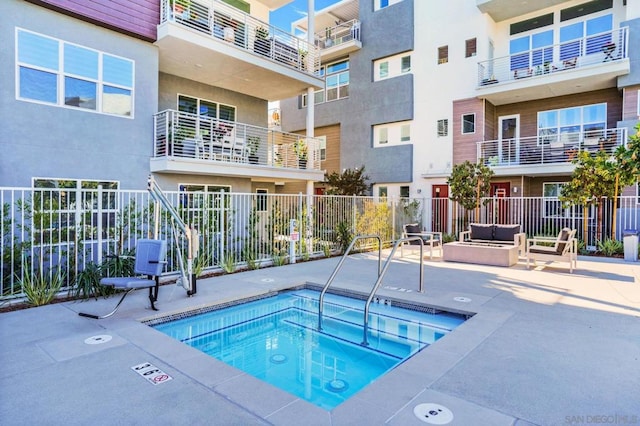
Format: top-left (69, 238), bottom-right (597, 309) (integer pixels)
top-left (446, 161), bottom-right (494, 211)
top-left (324, 166), bottom-right (370, 195)
top-left (615, 123), bottom-right (640, 185)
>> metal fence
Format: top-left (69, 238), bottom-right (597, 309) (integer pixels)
top-left (1, 187), bottom-right (638, 299)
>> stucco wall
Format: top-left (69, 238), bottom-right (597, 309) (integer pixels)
top-left (1, 0), bottom-right (158, 189)
top-left (280, 0), bottom-right (415, 189)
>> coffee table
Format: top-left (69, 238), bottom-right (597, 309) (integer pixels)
top-left (443, 242), bottom-right (519, 267)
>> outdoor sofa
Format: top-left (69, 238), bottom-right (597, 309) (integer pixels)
top-left (459, 223), bottom-right (526, 255)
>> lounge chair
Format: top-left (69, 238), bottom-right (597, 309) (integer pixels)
top-left (526, 228), bottom-right (577, 273)
top-left (79, 239), bottom-right (167, 319)
top-left (400, 223), bottom-right (443, 260)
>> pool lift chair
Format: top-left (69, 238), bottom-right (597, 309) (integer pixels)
top-left (79, 239), bottom-right (167, 319)
top-left (79, 176), bottom-right (199, 319)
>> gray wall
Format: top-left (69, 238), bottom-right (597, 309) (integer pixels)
top-left (618, 17), bottom-right (640, 87)
top-left (1, 0), bottom-right (158, 189)
top-left (281, 0), bottom-right (415, 188)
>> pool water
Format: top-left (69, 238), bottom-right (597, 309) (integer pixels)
top-left (152, 289), bottom-right (465, 410)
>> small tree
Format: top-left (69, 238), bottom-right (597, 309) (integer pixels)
top-left (612, 123), bottom-right (640, 236)
top-left (559, 150), bottom-right (618, 242)
top-left (447, 161), bottom-right (494, 228)
top-left (324, 166), bottom-right (370, 195)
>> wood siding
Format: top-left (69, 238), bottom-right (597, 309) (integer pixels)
top-left (622, 86), bottom-right (640, 120)
top-left (26, 0), bottom-right (159, 41)
top-left (452, 98), bottom-right (485, 164)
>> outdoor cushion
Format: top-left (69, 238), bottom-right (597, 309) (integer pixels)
top-left (405, 224), bottom-right (422, 245)
top-left (556, 228), bottom-right (571, 254)
top-left (470, 224), bottom-right (494, 240)
top-left (494, 224), bottom-right (521, 242)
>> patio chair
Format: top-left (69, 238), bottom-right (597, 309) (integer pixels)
top-left (79, 239), bottom-right (167, 319)
top-left (526, 228), bottom-right (577, 273)
top-left (400, 223), bottom-right (442, 260)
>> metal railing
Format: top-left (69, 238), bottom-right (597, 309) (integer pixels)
top-left (1, 188), bottom-right (638, 300)
top-left (315, 19), bottom-right (361, 49)
top-left (477, 128), bottom-right (627, 167)
top-left (160, 0), bottom-right (320, 75)
top-left (153, 110), bottom-right (322, 171)
top-left (478, 27), bottom-right (628, 87)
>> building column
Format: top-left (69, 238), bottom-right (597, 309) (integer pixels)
top-left (306, 0), bottom-right (316, 197)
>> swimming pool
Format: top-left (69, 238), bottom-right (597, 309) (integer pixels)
top-left (151, 288), bottom-right (466, 410)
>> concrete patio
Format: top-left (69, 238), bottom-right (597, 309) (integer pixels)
top-left (1, 253), bottom-right (639, 425)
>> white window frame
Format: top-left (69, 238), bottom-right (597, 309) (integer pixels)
top-left (178, 94), bottom-right (236, 121)
top-left (16, 28), bottom-right (134, 118)
top-left (542, 182), bottom-right (591, 219)
top-left (374, 0), bottom-right (403, 12)
top-left (462, 113), bottom-right (475, 134)
top-left (317, 135), bottom-right (327, 161)
top-left (437, 119), bottom-right (448, 137)
top-left (374, 52), bottom-right (412, 82)
top-left (256, 188), bottom-right (268, 212)
top-left (373, 121), bottom-right (412, 147)
top-left (537, 103), bottom-right (607, 145)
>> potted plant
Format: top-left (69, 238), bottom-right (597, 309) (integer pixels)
top-left (171, 0), bottom-right (191, 18)
top-left (298, 49), bottom-right (308, 70)
top-left (247, 136), bottom-right (260, 164)
top-left (254, 26), bottom-right (270, 56)
top-left (294, 139), bottom-right (308, 169)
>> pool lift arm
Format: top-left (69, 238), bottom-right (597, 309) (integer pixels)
top-left (148, 176), bottom-right (199, 296)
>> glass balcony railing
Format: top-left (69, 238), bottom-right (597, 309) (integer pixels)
top-left (153, 110), bottom-right (322, 171)
top-left (476, 128), bottom-right (627, 167)
top-left (314, 19), bottom-right (361, 49)
top-left (477, 27), bottom-right (628, 87)
top-left (160, 0), bottom-right (320, 75)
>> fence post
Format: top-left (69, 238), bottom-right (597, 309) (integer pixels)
top-left (97, 185), bottom-right (103, 265)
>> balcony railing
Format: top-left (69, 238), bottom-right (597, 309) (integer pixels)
top-left (160, 0), bottom-right (320, 75)
top-left (478, 27), bottom-right (628, 87)
top-left (153, 110), bottom-right (321, 171)
top-left (315, 19), bottom-right (361, 49)
top-left (477, 128), bottom-right (627, 167)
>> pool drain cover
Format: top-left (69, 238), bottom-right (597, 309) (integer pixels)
top-left (270, 354), bottom-right (288, 364)
top-left (453, 296), bottom-right (472, 303)
top-left (325, 379), bottom-right (349, 393)
top-left (414, 403), bottom-right (453, 424)
top-left (84, 335), bottom-right (112, 345)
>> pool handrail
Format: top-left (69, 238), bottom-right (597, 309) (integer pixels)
top-left (317, 234), bottom-right (382, 331)
top-left (362, 236), bottom-right (425, 346)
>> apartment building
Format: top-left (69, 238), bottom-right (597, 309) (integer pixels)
top-left (1, 0), bottom-right (324, 197)
top-left (280, 0), bottom-right (639, 204)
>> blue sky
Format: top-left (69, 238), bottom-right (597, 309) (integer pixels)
top-left (270, 0), bottom-right (342, 32)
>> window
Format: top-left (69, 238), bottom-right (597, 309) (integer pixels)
top-left (543, 182), bottom-right (588, 218)
top-left (375, 0), bottom-right (403, 11)
top-left (318, 136), bottom-right (327, 161)
top-left (401, 55), bottom-right (411, 73)
top-left (510, 30), bottom-right (553, 72)
top-left (400, 186), bottom-right (410, 198)
top-left (32, 179), bottom-right (119, 244)
top-left (379, 61), bottom-right (389, 79)
top-left (17, 28), bottom-right (133, 117)
top-left (462, 114), bottom-right (475, 134)
top-left (438, 46), bottom-right (448, 64)
top-left (325, 60), bottom-right (349, 101)
top-left (256, 188), bottom-right (268, 212)
top-left (301, 60), bottom-right (348, 105)
top-left (537, 103), bottom-right (606, 145)
top-left (378, 127), bottom-right (388, 144)
top-left (179, 184), bottom-right (231, 223)
top-left (374, 53), bottom-right (412, 81)
top-left (178, 95), bottom-right (236, 121)
top-left (373, 121), bottom-right (412, 147)
top-left (400, 124), bottom-right (411, 142)
top-left (559, 14), bottom-right (612, 60)
top-left (465, 38), bottom-right (477, 58)
top-left (437, 119), bottom-right (449, 137)
top-left (378, 186), bottom-right (388, 197)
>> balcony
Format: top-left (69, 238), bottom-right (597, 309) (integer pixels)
top-left (476, 128), bottom-right (627, 176)
top-left (477, 27), bottom-right (629, 105)
top-left (151, 110), bottom-right (325, 182)
top-left (156, 0), bottom-right (323, 100)
top-left (315, 20), bottom-right (362, 62)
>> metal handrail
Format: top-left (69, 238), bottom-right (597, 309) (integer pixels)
top-left (317, 235), bottom-right (382, 331)
top-left (362, 236), bottom-right (425, 346)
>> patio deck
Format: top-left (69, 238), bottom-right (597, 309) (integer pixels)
top-left (1, 254), bottom-right (639, 425)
